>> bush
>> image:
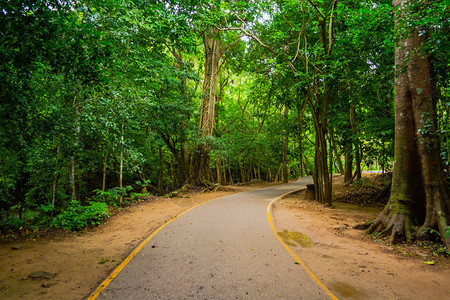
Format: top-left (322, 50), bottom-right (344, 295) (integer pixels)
top-left (52, 200), bottom-right (110, 231)
top-left (92, 186), bottom-right (133, 205)
top-left (0, 216), bottom-right (24, 230)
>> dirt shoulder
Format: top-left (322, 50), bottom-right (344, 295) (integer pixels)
top-left (273, 175), bottom-right (450, 300)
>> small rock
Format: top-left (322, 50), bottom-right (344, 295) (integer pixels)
top-left (42, 283), bottom-right (51, 288)
top-left (416, 252), bottom-right (428, 259)
top-left (11, 245), bottom-right (24, 250)
top-left (333, 225), bottom-right (348, 231)
top-left (28, 271), bottom-right (55, 279)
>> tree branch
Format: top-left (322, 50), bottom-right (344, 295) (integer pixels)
top-left (328, 0), bottom-right (338, 55)
top-left (307, 0), bottom-right (325, 19)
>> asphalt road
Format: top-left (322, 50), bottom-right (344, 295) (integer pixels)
top-left (91, 177), bottom-right (336, 299)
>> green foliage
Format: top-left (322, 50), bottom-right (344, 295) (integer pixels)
top-left (423, 228), bottom-right (442, 242)
top-left (98, 257), bottom-right (110, 265)
top-left (93, 186), bottom-right (132, 205)
top-left (129, 193), bottom-right (152, 201)
top-left (52, 201), bottom-right (110, 231)
top-left (445, 226), bottom-right (450, 239)
top-left (0, 216), bottom-right (24, 230)
top-left (38, 204), bottom-right (55, 214)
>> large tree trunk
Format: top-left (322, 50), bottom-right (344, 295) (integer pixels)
top-left (362, 0), bottom-right (450, 247)
top-left (407, 27), bottom-right (450, 245)
top-left (193, 28), bottom-right (226, 184)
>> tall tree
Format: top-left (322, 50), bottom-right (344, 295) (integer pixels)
top-left (193, 28), bottom-right (228, 183)
top-left (362, 0), bottom-right (450, 247)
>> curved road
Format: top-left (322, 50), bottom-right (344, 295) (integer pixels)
top-left (90, 177), bottom-right (336, 299)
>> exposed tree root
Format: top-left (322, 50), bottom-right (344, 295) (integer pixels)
top-left (357, 207), bottom-right (415, 244)
top-left (357, 203), bottom-right (450, 248)
top-left (353, 221), bottom-right (373, 230)
top-left (344, 172), bottom-right (357, 187)
top-left (416, 199), bottom-right (450, 249)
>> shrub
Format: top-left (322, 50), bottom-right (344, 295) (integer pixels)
top-left (52, 200), bottom-right (110, 231)
top-left (92, 186), bottom-right (133, 205)
top-left (0, 216), bottom-right (24, 230)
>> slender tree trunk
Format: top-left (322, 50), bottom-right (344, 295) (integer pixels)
top-left (355, 145), bottom-right (362, 180)
top-left (172, 50), bottom-right (190, 183)
top-left (283, 105), bottom-right (289, 183)
top-left (69, 100), bottom-right (80, 201)
top-left (158, 146), bottom-right (164, 195)
top-left (216, 160), bottom-right (222, 185)
top-left (102, 150), bottom-right (109, 202)
top-left (298, 135), bottom-right (304, 178)
top-left (69, 157), bottom-right (76, 201)
top-left (310, 103), bottom-right (332, 205)
top-left (303, 161), bottom-right (309, 176)
top-left (238, 154), bottom-right (245, 183)
top-left (274, 162), bottom-right (282, 183)
top-left (329, 134), bottom-right (333, 196)
top-left (330, 130), bottom-right (344, 174)
top-left (169, 158), bottom-right (176, 191)
top-left (222, 159), bottom-right (227, 185)
top-left (228, 163), bottom-right (234, 185)
top-left (51, 144), bottom-right (61, 216)
top-left (248, 157), bottom-right (253, 181)
top-left (344, 142), bottom-right (353, 183)
top-left (257, 149), bottom-right (261, 180)
top-left (119, 128), bottom-right (124, 204)
top-left (350, 104), bottom-right (362, 180)
top-left (1, 154), bottom-right (10, 211)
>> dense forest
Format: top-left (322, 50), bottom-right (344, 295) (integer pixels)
top-left (0, 1), bottom-right (449, 245)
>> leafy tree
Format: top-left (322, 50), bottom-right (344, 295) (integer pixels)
top-left (359, 0), bottom-right (450, 247)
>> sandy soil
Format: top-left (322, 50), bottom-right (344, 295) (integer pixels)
top-left (273, 175), bottom-right (450, 300)
top-left (1, 177), bottom-right (449, 299)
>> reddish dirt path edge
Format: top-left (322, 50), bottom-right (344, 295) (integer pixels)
top-left (272, 175), bottom-right (450, 300)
